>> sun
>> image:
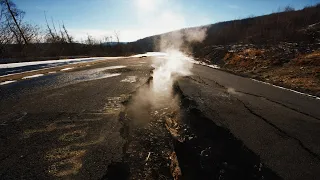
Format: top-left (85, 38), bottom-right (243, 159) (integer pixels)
top-left (136, 0), bottom-right (157, 11)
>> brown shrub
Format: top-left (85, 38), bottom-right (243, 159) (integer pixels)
top-left (295, 51), bottom-right (320, 66)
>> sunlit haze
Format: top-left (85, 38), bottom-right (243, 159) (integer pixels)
top-left (14, 0), bottom-right (320, 42)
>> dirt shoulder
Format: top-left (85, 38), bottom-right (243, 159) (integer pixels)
top-left (198, 43), bottom-right (320, 97)
top-left (224, 49), bottom-right (320, 97)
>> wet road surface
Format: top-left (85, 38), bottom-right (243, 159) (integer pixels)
top-left (0, 57), bottom-right (109, 77)
top-left (0, 57), bottom-right (319, 179)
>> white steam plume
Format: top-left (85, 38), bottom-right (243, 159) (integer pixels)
top-left (128, 0), bottom-right (208, 124)
top-left (151, 27), bottom-right (208, 100)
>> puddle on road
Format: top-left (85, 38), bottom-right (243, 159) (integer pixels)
top-left (60, 66), bottom-right (127, 84)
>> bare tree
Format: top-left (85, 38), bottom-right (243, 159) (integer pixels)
top-left (1, 0), bottom-right (28, 44)
top-left (114, 30), bottom-right (120, 44)
top-left (58, 22), bottom-right (66, 42)
top-left (85, 34), bottom-right (94, 45)
top-left (284, 6), bottom-right (295, 12)
top-left (16, 23), bottom-right (40, 43)
top-left (44, 11), bottom-right (55, 42)
top-left (0, 8), bottom-right (14, 44)
top-left (62, 22), bottom-right (73, 43)
top-left (104, 36), bottom-right (110, 44)
top-left (51, 17), bottom-right (58, 37)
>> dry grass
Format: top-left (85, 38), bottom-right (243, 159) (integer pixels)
top-left (224, 48), bottom-right (319, 95)
top-left (243, 48), bottom-right (265, 56)
top-left (224, 48), bottom-right (265, 68)
top-left (260, 66), bottom-right (320, 94)
top-left (294, 51), bottom-right (320, 66)
top-left (170, 152), bottom-right (182, 180)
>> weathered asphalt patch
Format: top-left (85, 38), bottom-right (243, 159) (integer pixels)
top-left (121, 76), bottom-right (137, 83)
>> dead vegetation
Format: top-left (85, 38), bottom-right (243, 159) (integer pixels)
top-left (223, 47), bottom-right (320, 96)
top-left (0, 0), bottom-right (131, 62)
top-left (130, 4), bottom-right (320, 95)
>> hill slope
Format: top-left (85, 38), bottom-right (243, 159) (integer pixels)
top-left (130, 4), bottom-right (320, 96)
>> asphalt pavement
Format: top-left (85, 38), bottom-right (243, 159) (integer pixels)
top-left (179, 65), bottom-right (320, 180)
top-left (0, 57), bottom-right (319, 180)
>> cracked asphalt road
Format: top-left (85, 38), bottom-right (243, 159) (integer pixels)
top-left (0, 57), bottom-right (319, 180)
top-left (179, 65), bottom-right (320, 180)
top-left (0, 57), bottom-right (152, 179)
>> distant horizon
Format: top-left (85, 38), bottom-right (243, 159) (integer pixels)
top-left (14, 0), bottom-right (320, 42)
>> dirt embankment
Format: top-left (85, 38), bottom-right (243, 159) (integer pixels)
top-left (197, 42), bottom-right (320, 96)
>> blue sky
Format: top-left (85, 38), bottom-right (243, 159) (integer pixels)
top-left (14, 0), bottom-right (320, 42)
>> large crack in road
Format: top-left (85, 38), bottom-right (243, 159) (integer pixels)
top-left (103, 76), bottom-right (281, 180)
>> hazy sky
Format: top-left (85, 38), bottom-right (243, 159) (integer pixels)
top-left (14, 0), bottom-right (320, 42)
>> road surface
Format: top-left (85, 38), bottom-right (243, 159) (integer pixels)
top-left (0, 56), bottom-right (319, 179)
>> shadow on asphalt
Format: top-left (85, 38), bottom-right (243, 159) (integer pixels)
top-left (101, 78), bottom-right (281, 179)
top-left (172, 84), bottom-right (281, 180)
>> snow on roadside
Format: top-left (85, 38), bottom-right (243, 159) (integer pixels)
top-left (0, 80), bottom-right (16, 85)
top-left (251, 78), bottom-right (320, 100)
top-left (0, 67), bottom-right (53, 78)
top-left (102, 65), bottom-right (126, 70)
top-left (22, 74), bottom-right (44, 79)
top-left (60, 67), bottom-right (74, 71)
top-left (0, 56), bottom-right (127, 69)
top-left (131, 52), bottom-right (167, 58)
top-left (187, 58), bottom-right (220, 69)
top-left (193, 59), bottom-right (318, 100)
top-left (0, 58), bottom-right (100, 69)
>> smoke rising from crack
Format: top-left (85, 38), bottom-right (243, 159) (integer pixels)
top-left (152, 27), bottom-right (208, 98)
top-left (128, 27), bottom-right (207, 124)
top-left (128, 0), bottom-right (208, 123)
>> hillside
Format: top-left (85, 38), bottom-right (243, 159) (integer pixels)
top-left (130, 4), bottom-right (320, 96)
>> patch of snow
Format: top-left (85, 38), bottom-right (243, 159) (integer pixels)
top-left (60, 67), bottom-right (74, 71)
top-left (0, 57), bottom-right (101, 69)
top-left (308, 22), bottom-right (320, 28)
top-left (101, 56), bottom-right (128, 59)
top-left (206, 64), bottom-right (220, 69)
top-left (0, 56), bottom-right (130, 69)
top-left (48, 71), bottom-right (56, 74)
top-left (121, 76), bottom-right (137, 83)
top-left (131, 52), bottom-right (167, 58)
top-left (188, 59), bottom-right (220, 69)
top-left (98, 73), bottom-right (121, 79)
top-left (103, 65), bottom-right (126, 70)
top-left (0, 80), bottom-right (16, 85)
top-left (22, 74), bottom-right (44, 79)
top-left (251, 78), bottom-right (320, 100)
top-left (0, 67), bottom-right (52, 78)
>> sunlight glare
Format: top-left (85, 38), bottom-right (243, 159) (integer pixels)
top-left (136, 0), bottom-right (157, 11)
